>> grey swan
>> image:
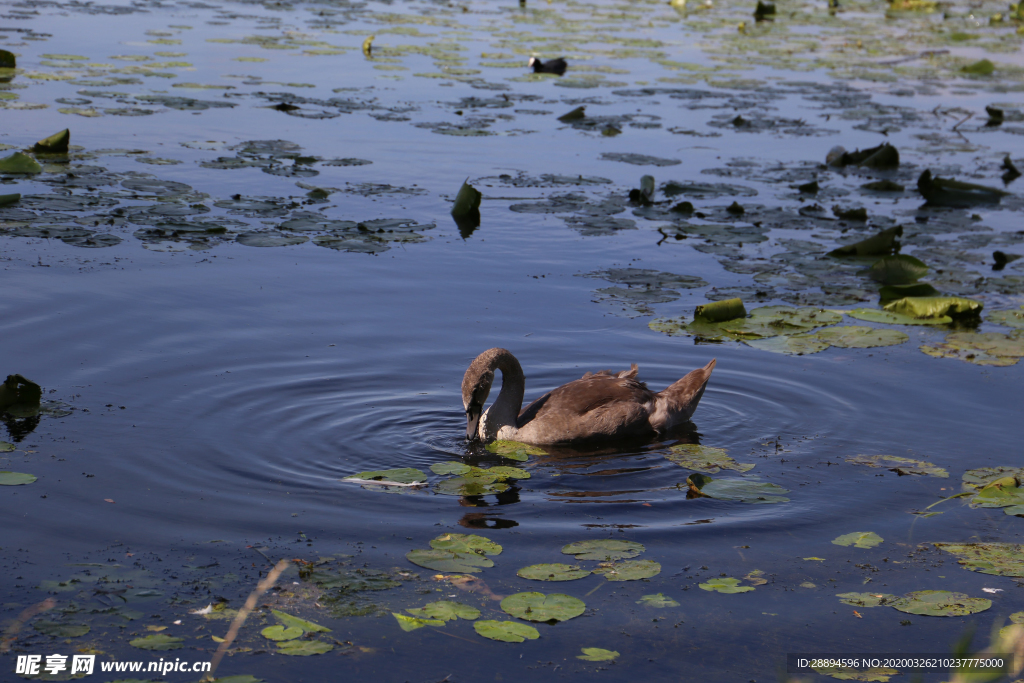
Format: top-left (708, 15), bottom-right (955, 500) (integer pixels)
top-left (462, 348), bottom-right (716, 445)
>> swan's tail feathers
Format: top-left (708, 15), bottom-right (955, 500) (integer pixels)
top-left (654, 359), bottom-right (716, 429)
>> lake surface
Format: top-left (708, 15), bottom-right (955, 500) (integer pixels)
top-left (2, 0), bottom-right (1023, 680)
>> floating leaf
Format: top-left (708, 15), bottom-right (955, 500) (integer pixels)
top-left (473, 619), bottom-right (539, 643)
top-left (33, 621), bottom-right (89, 637)
top-left (501, 592), bottom-right (585, 622)
top-left (276, 639), bottom-right (333, 655)
top-left (392, 612), bottom-right (444, 631)
top-left (961, 59), bottom-right (995, 75)
top-left (971, 477), bottom-right (1024, 509)
top-left (836, 592), bottom-right (897, 607)
top-left (636, 593), bottom-right (679, 607)
top-left (0, 441), bottom-right (13, 452)
top-left (884, 296), bottom-right (982, 320)
top-left (578, 648), bottom-right (619, 662)
top-left (0, 194), bottom-right (19, 207)
top-left (0, 472), bottom-right (36, 485)
top-left (561, 539), bottom-right (644, 561)
top-left (845, 455), bottom-right (948, 478)
top-left (828, 226), bottom-right (902, 257)
top-left (812, 664), bottom-right (898, 681)
top-left (921, 332), bottom-right (1024, 367)
top-left (687, 473), bottom-right (790, 504)
top-left (344, 468), bottom-right (427, 486)
top-left (845, 308), bottom-right (950, 326)
top-left (433, 475), bottom-right (509, 496)
top-left (987, 307), bottom-right (1024, 330)
top-left (812, 326), bottom-right (908, 349)
top-left (406, 548), bottom-right (494, 573)
top-left (878, 283), bottom-right (939, 302)
top-left (745, 334), bottom-right (830, 355)
top-left (0, 152), bottom-right (42, 174)
top-left (889, 590), bottom-right (991, 617)
top-left (867, 255), bottom-right (928, 285)
top-left (486, 440), bottom-right (546, 461)
top-left (963, 467), bottom-right (1024, 489)
top-left (743, 570), bottom-right (768, 586)
top-left (666, 444), bottom-right (754, 474)
top-left (592, 559), bottom-right (661, 581)
top-left (430, 461), bottom-right (470, 476)
top-left (430, 533), bottom-right (502, 556)
top-left (699, 577), bottom-right (754, 593)
top-left (694, 297), bottom-right (746, 322)
top-left (130, 633), bottom-right (184, 650)
top-left (832, 532), bottom-right (883, 549)
top-left (406, 600), bottom-right (480, 621)
top-left (0, 49), bottom-right (14, 68)
top-left (271, 609), bottom-right (330, 633)
top-left (935, 543), bottom-right (1024, 577)
top-left (33, 129), bottom-right (70, 154)
top-left (918, 169), bottom-right (1007, 205)
top-left (517, 563), bottom-right (591, 581)
top-left (261, 625), bottom-right (302, 641)
top-left (451, 179), bottom-right (481, 219)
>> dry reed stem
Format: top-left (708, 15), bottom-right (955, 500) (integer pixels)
top-left (203, 559), bottom-right (290, 682)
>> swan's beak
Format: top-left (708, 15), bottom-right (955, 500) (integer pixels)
top-left (466, 406), bottom-right (482, 441)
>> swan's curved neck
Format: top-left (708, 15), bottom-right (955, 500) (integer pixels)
top-left (478, 350), bottom-right (525, 440)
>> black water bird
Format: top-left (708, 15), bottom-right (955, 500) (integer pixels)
top-left (528, 57), bottom-right (567, 75)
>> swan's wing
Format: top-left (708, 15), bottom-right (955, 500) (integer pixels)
top-left (517, 375), bottom-right (657, 442)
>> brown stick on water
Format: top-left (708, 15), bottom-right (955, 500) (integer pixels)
top-left (203, 559), bottom-right (290, 682)
top-left (0, 597), bottom-right (57, 653)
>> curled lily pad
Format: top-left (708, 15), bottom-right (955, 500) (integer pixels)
top-left (846, 455), bottom-right (947, 478)
top-left (963, 467), bottom-right (1024, 489)
top-left (406, 549), bottom-right (494, 573)
top-left (277, 639), bottom-right (333, 655)
top-left (592, 559), bottom-right (661, 581)
top-left (430, 533), bottom-right (502, 556)
top-left (890, 590), bottom-right (991, 617)
top-left (0, 471), bottom-right (36, 485)
top-left (0, 441), bottom-right (13, 452)
top-left (130, 633), bottom-right (184, 650)
top-left (33, 621), bottom-right (89, 637)
top-left (878, 283), bottom-right (940, 302)
top-left (501, 592), bottom-right (585, 622)
top-left (271, 610), bottom-right (330, 633)
top-left (970, 477), bottom-right (1024, 508)
top-left (828, 226), bottom-right (902, 257)
top-left (485, 440), bottom-right (546, 461)
top-left (867, 255), bottom-right (928, 285)
top-left (392, 612), bottom-right (444, 631)
top-left (935, 543), bottom-right (1024, 578)
top-left (344, 468), bottom-right (427, 486)
top-left (406, 600), bottom-right (480, 621)
top-left (0, 152), bottom-right (43, 174)
top-left (694, 297), bottom-right (746, 322)
top-left (637, 593), bottom-right (679, 607)
top-left (518, 563), bottom-right (591, 581)
top-left (884, 296), bottom-right (982, 320)
top-left (699, 577), bottom-right (754, 593)
top-left (561, 539), bottom-right (644, 561)
top-left (918, 169), bottom-right (1007, 205)
top-left (578, 648), bottom-right (619, 662)
top-left (451, 180), bottom-right (481, 219)
top-left (473, 620), bottom-right (539, 643)
top-left (921, 332), bottom-right (1024, 367)
top-left (812, 326), bottom-right (908, 349)
top-left (686, 473), bottom-right (789, 504)
top-left (836, 592), bottom-right (897, 607)
top-left (832, 532), bottom-right (883, 549)
top-left (261, 625), bottom-right (302, 641)
top-left (430, 461), bottom-right (470, 475)
top-left (666, 444), bottom-right (754, 474)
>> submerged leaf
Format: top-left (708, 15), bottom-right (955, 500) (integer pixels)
top-left (845, 455), bottom-right (947, 478)
top-left (561, 539), bottom-right (644, 561)
top-left (33, 621), bottom-right (90, 637)
top-left (890, 590), bottom-right (991, 617)
top-left (501, 592), bottom-right (585, 622)
top-left (517, 563), bottom-right (591, 581)
top-left (636, 593), bottom-right (679, 607)
top-left (666, 444), bottom-right (754, 474)
top-left (473, 619), bottom-right (539, 642)
top-left (577, 647), bottom-right (619, 662)
top-left (344, 468), bottom-right (427, 485)
top-left (592, 559), bottom-right (661, 581)
top-left (867, 255), bottom-right (928, 285)
top-left (832, 532), bottom-right (883, 549)
top-left (276, 639), bottom-right (333, 655)
top-left (699, 577), bottom-right (754, 593)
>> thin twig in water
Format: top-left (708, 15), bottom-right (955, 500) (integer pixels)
top-left (952, 113), bottom-right (972, 131)
top-left (203, 559), bottom-right (290, 682)
top-left (0, 598), bottom-right (56, 653)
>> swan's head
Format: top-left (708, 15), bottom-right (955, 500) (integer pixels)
top-left (462, 367), bottom-right (494, 441)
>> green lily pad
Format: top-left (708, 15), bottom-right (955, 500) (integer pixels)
top-left (962, 59), bottom-right (995, 75)
top-left (812, 664), bottom-right (898, 681)
top-left (832, 532), bottom-right (883, 549)
top-left (890, 590), bottom-right (991, 617)
top-left (501, 592), bottom-right (586, 622)
top-left (33, 128), bottom-right (70, 154)
top-left (1005, 505), bottom-right (1024, 517)
top-left (918, 169), bottom-right (1007, 205)
top-left (666, 444), bottom-right (754, 474)
top-left (0, 471), bottom-right (36, 485)
top-left (745, 334), bottom-right (831, 355)
top-left (592, 559), bottom-right (661, 581)
top-left (987, 307), bottom-right (1024, 330)
top-left (845, 308), bottom-right (951, 326)
top-left (433, 475), bottom-right (509, 496)
top-left (561, 539), bottom-right (644, 561)
top-left (261, 625), bottom-right (302, 641)
top-left (867, 255), bottom-right (928, 285)
top-left (33, 621), bottom-right (90, 637)
top-left (406, 600), bottom-right (480, 621)
top-left (935, 543), bottom-right (1024, 577)
top-left (636, 593), bottom-right (679, 607)
top-left (344, 468), bottom-right (427, 485)
top-left (0, 442), bottom-right (14, 452)
top-left (430, 533), bottom-right (502, 556)
top-left (963, 467), bottom-right (1024, 489)
top-left (699, 577), bottom-right (754, 593)
top-left (485, 440), bottom-right (546, 461)
top-left (687, 473), bottom-right (790, 504)
top-left (0, 152), bottom-right (43, 174)
top-left (392, 612), bottom-right (445, 631)
top-left (130, 633), bottom-right (184, 650)
top-left (578, 647), bottom-right (619, 662)
top-left (486, 465), bottom-right (530, 480)
top-left (271, 609), bottom-right (330, 633)
top-left (276, 639), bottom-right (333, 655)
top-left (828, 226), bottom-right (902, 257)
top-left (473, 619), bottom-right (539, 643)
top-left (236, 231), bottom-right (308, 248)
top-left (971, 477), bottom-right (1024, 508)
top-left (430, 461), bottom-right (471, 475)
top-left (0, 194), bottom-right (19, 207)
top-left (812, 326), bottom-right (908, 348)
top-left (921, 332), bottom-right (1024, 367)
top-left (845, 455), bottom-right (948, 478)
top-left (517, 563), bottom-right (591, 581)
top-left (878, 283), bottom-right (940, 302)
top-left (405, 548), bottom-right (494, 573)
top-left (836, 592), bottom-right (898, 607)
top-left (694, 297), bottom-right (746, 322)
top-left (884, 296), bottom-right (982, 320)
